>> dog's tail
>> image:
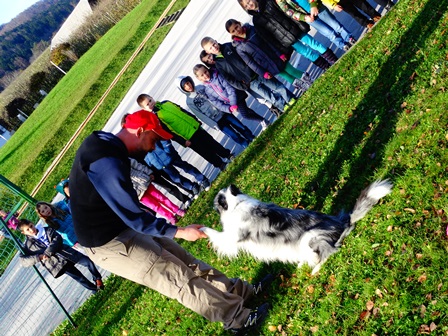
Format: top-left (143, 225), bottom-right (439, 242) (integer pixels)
top-left (350, 180), bottom-right (393, 224)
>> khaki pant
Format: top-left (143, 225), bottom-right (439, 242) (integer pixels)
top-left (85, 229), bottom-right (253, 329)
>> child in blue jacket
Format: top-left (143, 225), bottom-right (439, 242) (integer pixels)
top-left (144, 139), bottom-right (210, 194)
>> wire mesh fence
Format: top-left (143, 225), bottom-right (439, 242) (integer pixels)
top-left (0, 176), bottom-right (108, 336)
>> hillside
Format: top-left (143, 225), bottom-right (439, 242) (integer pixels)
top-left (0, 0), bottom-right (77, 92)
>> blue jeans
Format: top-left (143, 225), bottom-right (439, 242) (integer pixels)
top-left (310, 8), bottom-right (352, 49)
top-left (249, 76), bottom-right (293, 110)
top-left (292, 34), bottom-right (327, 61)
top-left (63, 255), bottom-right (102, 291)
top-left (218, 113), bottom-right (255, 147)
top-left (163, 158), bottom-right (205, 190)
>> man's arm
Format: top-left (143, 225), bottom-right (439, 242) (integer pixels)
top-left (88, 156), bottom-right (178, 238)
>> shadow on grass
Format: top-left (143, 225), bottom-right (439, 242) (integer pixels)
top-left (297, 0), bottom-right (447, 212)
top-left (69, 276), bottom-right (146, 335)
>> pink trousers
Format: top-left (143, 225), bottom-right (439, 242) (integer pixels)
top-left (140, 185), bottom-right (180, 223)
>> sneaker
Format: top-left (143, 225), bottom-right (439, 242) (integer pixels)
top-left (95, 279), bottom-right (104, 290)
top-left (348, 37), bottom-right (357, 45)
top-left (201, 178), bottom-right (211, 191)
top-left (183, 199), bottom-right (192, 209)
top-left (268, 105), bottom-right (282, 118)
top-left (343, 44), bottom-right (351, 51)
top-left (177, 209), bottom-right (186, 217)
top-left (292, 79), bottom-right (311, 92)
top-left (252, 274), bottom-right (275, 295)
top-left (230, 303), bottom-right (270, 334)
top-left (260, 120), bottom-right (268, 131)
top-left (192, 184), bottom-right (200, 196)
top-left (220, 161), bottom-right (228, 171)
top-left (301, 72), bottom-right (314, 84)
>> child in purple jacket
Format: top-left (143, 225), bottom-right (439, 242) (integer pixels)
top-left (193, 64), bottom-right (269, 131)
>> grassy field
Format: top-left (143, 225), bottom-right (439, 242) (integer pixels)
top-left (0, 0), bottom-right (188, 202)
top-left (47, 0), bottom-right (448, 335)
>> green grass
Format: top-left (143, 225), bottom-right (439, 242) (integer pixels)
top-left (0, 0), bottom-right (188, 201)
top-left (51, 0), bottom-right (448, 334)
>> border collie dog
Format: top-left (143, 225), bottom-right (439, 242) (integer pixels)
top-left (201, 180), bottom-right (392, 275)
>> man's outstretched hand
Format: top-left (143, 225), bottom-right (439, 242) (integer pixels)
top-left (175, 224), bottom-right (208, 241)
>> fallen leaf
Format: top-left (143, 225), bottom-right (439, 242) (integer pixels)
top-left (310, 325), bottom-right (319, 333)
top-left (278, 325), bottom-right (283, 332)
top-left (404, 208), bottom-right (416, 213)
top-left (416, 253), bottom-right (423, 259)
top-left (360, 310), bottom-right (371, 319)
top-left (268, 325), bottom-right (277, 332)
top-left (385, 250), bottom-right (392, 256)
top-left (420, 304), bottom-right (426, 318)
top-left (430, 322), bottom-right (437, 331)
top-left (122, 330), bottom-right (128, 336)
top-left (418, 274), bottom-right (427, 283)
top-left (373, 307), bottom-right (380, 317)
top-left (375, 289), bottom-right (383, 298)
top-left (366, 301), bottom-right (374, 311)
top-left (307, 285), bottom-right (315, 294)
top-left (419, 324), bottom-right (430, 333)
top-left (401, 102), bottom-right (408, 108)
top-left (387, 225), bottom-right (393, 232)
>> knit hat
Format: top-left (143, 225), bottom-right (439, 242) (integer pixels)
top-left (122, 110), bottom-right (173, 140)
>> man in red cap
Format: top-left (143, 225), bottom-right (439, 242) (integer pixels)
top-left (68, 110), bottom-right (270, 333)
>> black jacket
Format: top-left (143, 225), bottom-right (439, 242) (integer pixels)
top-left (214, 43), bottom-right (255, 91)
top-left (249, 0), bottom-right (310, 55)
top-left (20, 227), bottom-right (83, 278)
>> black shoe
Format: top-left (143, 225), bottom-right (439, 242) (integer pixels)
top-left (313, 55), bottom-right (331, 70)
top-left (230, 303), bottom-right (270, 335)
top-left (252, 274), bottom-right (274, 295)
top-left (192, 183), bottom-right (200, 197)
top-left (201, 178), bottom-right (211, 191)
top-left (269, 105), bottom-right (282, 118)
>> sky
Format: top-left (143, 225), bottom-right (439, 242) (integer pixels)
top-left (0, 0), bottom-right (41, 25)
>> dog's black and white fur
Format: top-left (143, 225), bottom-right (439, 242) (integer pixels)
top-left (200, 180), bottom-right (392, 274)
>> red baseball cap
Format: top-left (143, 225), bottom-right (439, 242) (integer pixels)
top-left (122, 110), bottom-right (173, 140)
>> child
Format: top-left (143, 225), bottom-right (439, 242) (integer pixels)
top-left (54, 178), bottom-right (70, 207)
top-left (322, 0), bottom-right (381, 30)
top-left (275, 0), bottom-right (355, 52)
top-left (201, 36), bottom-right (294, 113)
top-left (200, 50), bottom-right (216, 68)
top-left (238, 0), bottom-right (336, 68)
top-left (0, 209), bottom-right (20, 230)
top-left (135, 98), bottom-right (232, 169)
top-left (193, 64), bottom-right (270, 131)
top-left (36, 201), bottom-right (79, 249)
top-left (18, 219), bottom-right (103, 291)
top-left (225, 19), bottom-right (313, 92)
top-left (177, 75), bottom-right (255, 148)
top-left (144, 139), bottom-right (208, 195)
top-left (130, 158), bottom-right (185, 224)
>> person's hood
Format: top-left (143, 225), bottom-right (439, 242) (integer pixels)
top-left (176, 76), bottom-right (196, 96)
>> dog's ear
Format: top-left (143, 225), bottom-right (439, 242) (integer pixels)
top-left (216, 194), bottom-right (228, 211)
top-left (229, 184), bottom-right (242, 196)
